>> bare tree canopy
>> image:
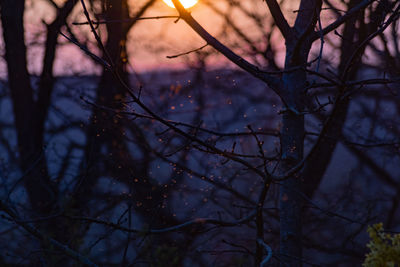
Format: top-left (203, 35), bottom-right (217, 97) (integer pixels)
top-left (0, 0), bottom-right (399, 266)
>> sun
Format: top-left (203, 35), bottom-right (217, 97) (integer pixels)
top-left (163, 0), bottom-right (198, 9)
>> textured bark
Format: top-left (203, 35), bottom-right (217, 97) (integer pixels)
top-left (278, 1), bottom-right (320, 265)
top-left (279, 68), bottom-right (306, 267)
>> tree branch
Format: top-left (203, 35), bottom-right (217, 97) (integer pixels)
top-left (0, 201), bottom-right (98, 267)
top-left (170, 0), bottom-right (282, 95)
top-left (312, 0), bottom-right (375, 41)
top-left (264, 0), bottom-right (292, 39)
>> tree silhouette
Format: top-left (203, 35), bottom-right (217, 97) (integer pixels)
top-left (0, 0), bottom-right (399, 266)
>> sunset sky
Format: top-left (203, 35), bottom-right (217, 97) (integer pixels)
top-left (0, 0), bottom-right (343, 77)
top-left (162, 0), bottom-right (198, 8)
top-left (0, 0), bottom-right (289, 77)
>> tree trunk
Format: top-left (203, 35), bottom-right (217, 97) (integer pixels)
top-left (279, 68), bottom-right (306, 267)
top-left (0, 0), bottom-right (56, 216)
top-left (302, 0), bottom-right (385, 198)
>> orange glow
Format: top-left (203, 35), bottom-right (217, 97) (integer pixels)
top-left (163, 0), bottom-right (198, 9)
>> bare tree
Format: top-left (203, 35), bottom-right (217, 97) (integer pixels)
top-left (0, 0), bottom-right (399, 266)
top-left (157, 0), bottom-right (400, 265)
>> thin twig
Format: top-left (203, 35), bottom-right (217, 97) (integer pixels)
top-left (167, 43), bottom-right (209, 58)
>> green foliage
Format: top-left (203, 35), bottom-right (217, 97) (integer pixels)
top-left (363, 223), bottom-right (400, 267)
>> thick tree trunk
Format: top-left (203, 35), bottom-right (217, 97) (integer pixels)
top-left (73, 2), bottom-right (191, 264)
top-left (1, 4), bottom-right (78, 262)
top-left (276, 1), bottom-right (321, 264)
top-left (1, 0), bottom-right (56, 216)
top-left (74, 0), bottom-right (131, 210)
top-left (279, 68), bottom-right (306, 267)
top-left (302, 0), bottom-right (383, 198)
